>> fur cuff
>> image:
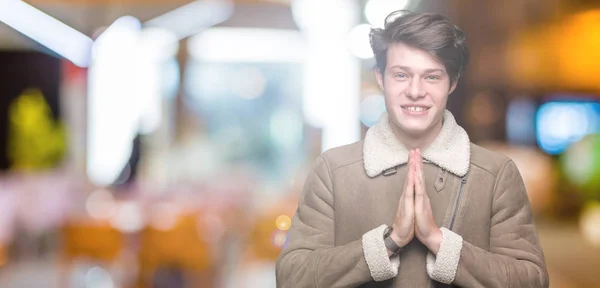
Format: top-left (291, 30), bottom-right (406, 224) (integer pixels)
top-left (426, 228), bottom-right (463, 284)
top-left (362, 224), bottom-right (400, 281)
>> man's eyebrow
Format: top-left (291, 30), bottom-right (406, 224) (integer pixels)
top-left (423, 68), bottom-right (445, 73)
top-left (389, 65), bottom-right (410, 71)
top-left (388, 65), bottom-right (445, 74)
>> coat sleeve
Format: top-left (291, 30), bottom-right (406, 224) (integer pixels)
top-left (276, 156), bottom-right (400, 288)
top-left (425, 160), bottom-right (549, 287)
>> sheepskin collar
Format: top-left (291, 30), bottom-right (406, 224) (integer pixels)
top-left (363, 110), bottom-right (470, 177)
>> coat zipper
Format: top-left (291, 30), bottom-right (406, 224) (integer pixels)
top-left (449, 175), bottom-right (468, 231)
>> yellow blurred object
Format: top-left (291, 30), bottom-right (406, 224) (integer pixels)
top-left (137, 213), bottom-right (212, 286)
top-left (275, 215), bottom-right (291, 231)
top-left (506, 25), bottom-right (555, 90)
top-left (61, 221), bottom-right (124, 261)
top-left (507, 10), bottom-right (600, 92)
top-left (580, 202), bottom-right (600, 247)
top-left (249, 214), bottom-right (289, 261)
top-left (59, 221), bottom-right (124, 288)
top-left (0, 244), bottom-right (6, 267)
top-left (249, 197), bottom-right (297, 261)
top-left (554, 10), bottom-right (600, 91)
top-left (8, 88), bottom-right (66, 171)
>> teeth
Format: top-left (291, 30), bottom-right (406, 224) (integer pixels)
top-left (406, 106), bottom-right (426, 112)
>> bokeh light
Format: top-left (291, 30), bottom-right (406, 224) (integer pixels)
top-left (270, 109), bottom-right (304, 150)
top-left (536, 101), bottom-right (600, 155)
top-left (149, 202), bottom-right (180, 231)
top-left (365, 0), bottom-right (410, 28)
top-left (561, 134), bottom-right (600, 199)
top-left (506, 98), bottom-right (537, 145)
top-left (580, 202), bottom-right (600, 247)
top-left (109, 202), bottom-right (144, 233)
top-left (84, 266), bottom-right (115, 288)
top-left (271, 230), bottom-right (288, 249)
top-left (359, 94), bottom-right (386, 127)
top-left (275, 215), bottom-right (291, 231)
top-left (348, 24), bottom-right (374, 59)
top-left (468, 91), bottom-right (501, 126)
top-left (291, 0), bottom-right (358, 32)
top-left (86, 189), bottom-right (117, 220)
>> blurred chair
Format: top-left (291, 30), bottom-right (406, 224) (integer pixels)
top-left (227, 195), bottom-right (297, 288)
top-left (248, 193), bottom-right (298, 262)
top-left (137, 213), bottom-right (213, 288)
top-left (60, 221), bottom-right (124, 287)
top-left (0, 243), bottom-right (6, 268)
top-left (249, 213), bottom-right (289, 262)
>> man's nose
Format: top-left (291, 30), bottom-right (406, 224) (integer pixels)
top-left (406, 78), bottom-right (425, 100)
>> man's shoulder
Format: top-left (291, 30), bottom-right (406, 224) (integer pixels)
top-left (319, 140), bottom-right (365, 172)
top-left (469, 143), bottom-right (513, 177)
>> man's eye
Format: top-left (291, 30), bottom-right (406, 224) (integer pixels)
top-left (426, 75), bottom-right (441, 80)
top-left (394, 74), bottom-right (407, 79)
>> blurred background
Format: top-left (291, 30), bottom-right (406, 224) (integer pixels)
top-left (0, 0), bottom-right (599, 287)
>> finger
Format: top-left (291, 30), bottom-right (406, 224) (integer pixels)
top-left (415, 149), bottom-right (425, 197)
top-left (400, 150), bottom-right (411, 204)
top-left (415, 150), bottom-right (427, 215)
top-left (404, 151), bottom-right (415, 215)
top-left (400, 150), bottom-right (411, 206)
top-left (416, 148), bottom-right (423, 175)
top-left (418, 149), bottom-right (428, 200)
top-left (409, 150), bottom-right (416, 197)
top-left (406, 150), bottom-right (414, 198)
top-left (402, 150), bottom-right (413, 195)
top-left (418, 149), bottom-right (425, 182)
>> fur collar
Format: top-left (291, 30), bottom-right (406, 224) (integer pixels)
top-left (363, 110), bottom-right (470, 178)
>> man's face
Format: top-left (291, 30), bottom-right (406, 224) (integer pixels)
top-left (376, 42), bottom-right (456, 137)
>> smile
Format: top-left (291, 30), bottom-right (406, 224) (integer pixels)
top-left (401, 105), bottom-right (431, 115)
top-left (403, 106), bottom-right (428, 112)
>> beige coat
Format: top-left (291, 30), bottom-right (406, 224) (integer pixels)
top-left (276, 110), bottom-right (548, 287)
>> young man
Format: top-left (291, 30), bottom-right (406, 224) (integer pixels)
top-left (276, 11), bottom-right (548, 287)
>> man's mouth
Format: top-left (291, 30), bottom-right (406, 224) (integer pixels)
top-left (401, 105), bottom-right (431, 113)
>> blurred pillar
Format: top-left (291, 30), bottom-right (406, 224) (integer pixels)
top-left (173, 38), bottom-right (195, 145)
top-left (60, 61), bottom-right (89, 173)
top-left (293, 0), bottom-right (361, 151)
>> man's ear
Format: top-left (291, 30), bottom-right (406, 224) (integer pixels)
top-left (375, 69), bottom-right (384, 91)
top-left (449, 79), bottom-right (458, 94)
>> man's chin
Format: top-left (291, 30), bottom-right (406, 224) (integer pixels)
top-left (396, 119), bottom-right (430, 134)
top-left (392, 122), bottom-right (429, 136)
top-left (401, 126), bottom-right (429, 136)
top-left (389, 115), bottom-right (434, 136)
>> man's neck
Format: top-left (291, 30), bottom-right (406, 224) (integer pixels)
top-left (390, 119), bottom-right (443, 151)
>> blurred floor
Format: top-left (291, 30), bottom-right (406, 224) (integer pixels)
top-left (0, 220), bottom-right (598, 288)
top-left (0, 256), bottom-right (60, 288)
top-left (538, 220), bottom-right (600, 288)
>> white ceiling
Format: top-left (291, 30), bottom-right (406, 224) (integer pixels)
top-left (0, 1), bottom-right (297, 50)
